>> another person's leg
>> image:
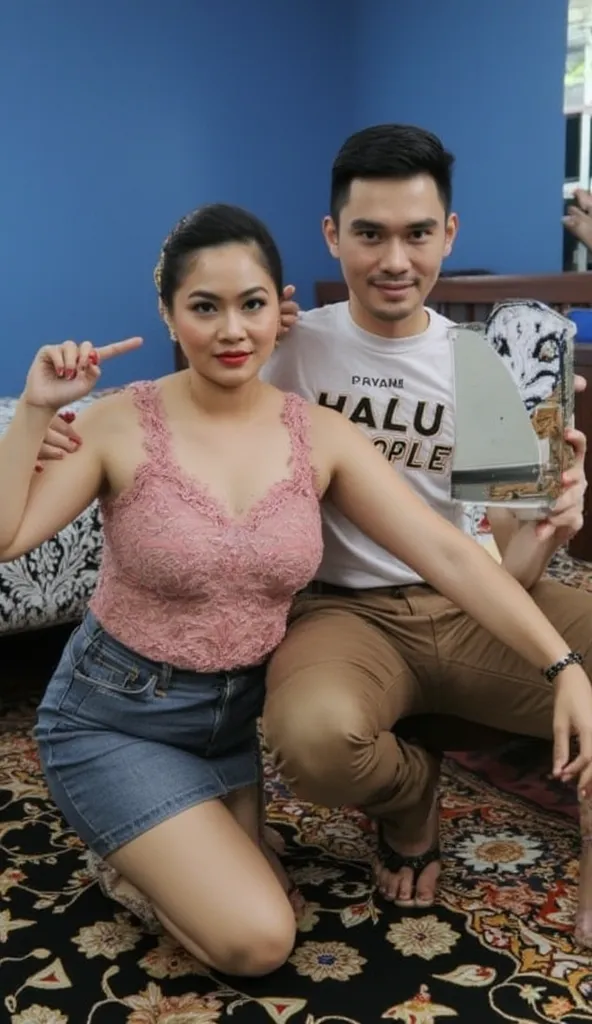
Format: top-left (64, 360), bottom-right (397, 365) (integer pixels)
top-left (263, 592), bottom-right (442, 906)
top-left (429, 577), bottom-right (592, 947)
top-left (563, 188), bottom-right (592, 251)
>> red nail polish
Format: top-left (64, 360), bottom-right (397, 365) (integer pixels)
top-left (89, 352), bottom-right (99, 366)
top-left (34, 465), bottom-right (43, 473)
top-left (59, 411), bottom-right (76, 424)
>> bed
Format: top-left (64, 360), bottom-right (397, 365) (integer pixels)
top-left (0, 394), bottom-right (106, 635)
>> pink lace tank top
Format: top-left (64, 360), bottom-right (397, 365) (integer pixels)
top-left (90, 381), bottom-right (323, 671)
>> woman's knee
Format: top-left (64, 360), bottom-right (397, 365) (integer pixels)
top-left (166, 902), bottom-right (296, 977)
top-left (219, 918), bottom-right (296, 976)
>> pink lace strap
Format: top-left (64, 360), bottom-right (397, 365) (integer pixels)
top-left (127, 381), bottom-right (173, 472)
top-left (281, 392), bottom-right (318, 495)
top-left (126, 383), bottom-right (317, 492)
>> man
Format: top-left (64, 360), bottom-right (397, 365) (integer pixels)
top-left (564, 187), bottom-right (592, 252)
top-left (39, 125), bottom-right (589, 912)
top-left (260, 124), bottom-right (590, 909)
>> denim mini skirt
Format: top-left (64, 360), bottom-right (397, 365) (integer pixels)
top-left (35, 610), bottom-right (266, 858)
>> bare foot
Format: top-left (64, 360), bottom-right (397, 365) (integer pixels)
top-left (88, 851), bottom-right (162, 932)
top-left (374, 797), bottom-right (441, 907)
top-left (263, 824), bottom-right (286, 856)
top-left (261, 837), bottom-right (305, 918)
top-left (575, 794), bottom-right (592, 947)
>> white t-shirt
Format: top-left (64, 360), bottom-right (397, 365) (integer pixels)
top-left (262, 301), bottom-right (466, 588)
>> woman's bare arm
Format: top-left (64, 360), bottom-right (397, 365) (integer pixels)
top-left (0, 336), bottom-right (142, 561)
top-left (0, 397), bottom-right (115, 562)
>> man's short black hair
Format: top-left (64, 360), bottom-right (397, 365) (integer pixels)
top-left (330, 124), bottom-right (455, 222)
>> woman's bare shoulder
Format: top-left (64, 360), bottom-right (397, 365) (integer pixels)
top-left (307, 401), bottom-right (360, 447)
top-left (303, 402), bottom-right (363, 493)
top-left (74, 382), bottom-right (153, 441)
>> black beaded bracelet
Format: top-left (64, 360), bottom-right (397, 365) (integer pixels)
top-left (542, 651), bottom-right (584, 683)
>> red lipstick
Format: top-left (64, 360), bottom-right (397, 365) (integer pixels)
top-left (215, 352), bottom-right (250, 367)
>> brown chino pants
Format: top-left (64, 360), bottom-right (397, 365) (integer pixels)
top-left (263, 580), bottom-right (592, 842)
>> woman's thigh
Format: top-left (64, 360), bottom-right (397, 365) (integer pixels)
top-left (107, 796), bottom-right (296, 976)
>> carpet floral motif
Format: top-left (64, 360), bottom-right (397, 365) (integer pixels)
top-left (1, 552), bottom-right (592, 1021)
top-left (0, 720), bottom-right (591, 1023)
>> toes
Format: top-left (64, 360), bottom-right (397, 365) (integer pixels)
top-left (289, 887), bottom-right (306, 918)
top-left (374, 865), bottom-right (391, 899)
top-left (414, 863), bottom-right (441, 907)
top-left (575, 916), bottom-right (592, 948)
top-left (375, 864), bottom-right (415, 903)
top-left (395, 867), bottom-right (415, 904)
top-left (263, 825), bottom-right (285, 855)
top-left (375, 864), bottom-right (394, 900)
top-left (374, 858), bottom-right (442, 906)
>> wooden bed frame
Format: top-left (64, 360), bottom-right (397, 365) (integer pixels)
top-left (315, 273), bottom-right (592, 562)
top-left (316, 272), bottom-right (592, 317)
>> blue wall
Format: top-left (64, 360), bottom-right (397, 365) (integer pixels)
top-left (0, 0), bottom-right (352, 393)
top-left (352, 0), bottom-right (569, 277)
top-left (0, 0), bottom-right (570, 393)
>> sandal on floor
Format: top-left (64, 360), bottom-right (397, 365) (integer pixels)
top-left (375, 825), bottom-right (441, 909)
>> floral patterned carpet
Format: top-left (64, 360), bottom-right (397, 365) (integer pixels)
top-left (1, 555), bottom-right (592, 1024)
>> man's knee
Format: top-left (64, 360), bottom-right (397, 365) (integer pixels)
top-left (263, 672), bottom-right (373, 807)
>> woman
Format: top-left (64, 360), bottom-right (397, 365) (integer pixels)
top-left (1, 204), bottom-right (592, 974)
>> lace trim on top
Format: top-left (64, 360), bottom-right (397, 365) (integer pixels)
top-left (90, 380), bottom-right (324, 670)
top-left (105, 381), bottom-right (319, 527)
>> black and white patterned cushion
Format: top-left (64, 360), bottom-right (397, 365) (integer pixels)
top-left (0, 395), bottom-right (106, 634)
